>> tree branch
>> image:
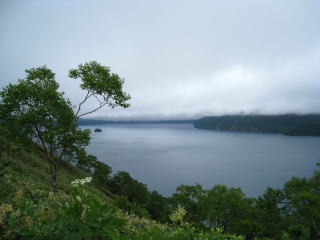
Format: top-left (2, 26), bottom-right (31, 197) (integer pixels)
top-left (93, 94), bottom-right (103, 105)
top-left (75, 90), bottom-right (93, 118)
top-left (76, 101), bottom-right (108, 119)
top-left (34, 124), bottom-right (51, 162)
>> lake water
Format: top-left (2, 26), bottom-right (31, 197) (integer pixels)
top-left (85, 123), bottom-right (320, 198)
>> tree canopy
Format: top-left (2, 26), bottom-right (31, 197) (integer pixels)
top-left (69, 61), bottom-right (130, 119)
top-left (0, 61), bottom-right (131, 192)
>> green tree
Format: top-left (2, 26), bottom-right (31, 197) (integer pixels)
top-left (110, 171), bottom-right (149, 205)
top-left (198, 185), bottom-right (255, 235)
top-left (69, 61), bottom-right (130, 119)
top-left (0, 66), bottom-right (90, 192)
top-left (76, 149), bottom-right (98, 173)
top-left (0, 61), bottom-right (131, 192)
top-left (93, 161), bottom-right (112, 187)
top-left (255, 187), bottom-right (284, 239)
top-left (283, 169), bottom-right (320, 240)
top-left (113, 195), bottom-right (150, 218)
top-left (170, 184), bottom-right (204, 224)
top-left (146, 190), bottom-right (170, 222)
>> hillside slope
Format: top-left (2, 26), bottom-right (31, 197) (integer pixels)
top-left (0, 128), bottom-right (110, 202)
top-left (0, 128), bottom-right (243, 240)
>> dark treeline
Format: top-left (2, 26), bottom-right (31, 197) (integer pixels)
top-left (77, 153), bottom-right (320, 240)
top-left (194, 114), bottom-right (320, 136)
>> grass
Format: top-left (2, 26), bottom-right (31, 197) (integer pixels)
top-left (0, 128), bottom-right (109, 202)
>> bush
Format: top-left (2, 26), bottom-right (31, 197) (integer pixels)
top-left (0, 175), bottom-right (245, 240)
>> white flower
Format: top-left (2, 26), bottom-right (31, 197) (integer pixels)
top-left (71, 177), bottom-right (92, 186)
top-left (169, 205), bottom-right (187, 225)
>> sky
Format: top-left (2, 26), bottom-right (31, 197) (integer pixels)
top-left (1, 0), bottom-right (320, 120)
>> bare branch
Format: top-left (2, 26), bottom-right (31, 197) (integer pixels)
top-left (76, 101), bottom-right (108, 119)
top-left (93, 94), bottom-right (103, 105)
top-left (75, 90), bottom-right (93, 118)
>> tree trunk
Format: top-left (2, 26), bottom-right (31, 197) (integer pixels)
top-left (50, 159), bottom-right (58, 192)
top-left (35, 127), bottom-right (58, 192)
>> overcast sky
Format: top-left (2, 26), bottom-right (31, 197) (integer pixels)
top-left (1, 0), bottom-right (320, 119)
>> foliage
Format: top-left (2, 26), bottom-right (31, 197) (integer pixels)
top-left (0, 62), bottom-right (131, 192)
top-left (0, 175), bottom-right (244, 240)
top-left (0, 66), bottom-right (90, 156)
top-left (0, 174), bottom-right (72, 239)
top-left (198, 185), bottom-right (253, 230)
top-left (93, 161), bottom-right (112, 187)
top-left (110, 171), bottom-right (149, 205)
top-left (146, 190), bottom-right (171, 223)
top-left (76, 149), bottom-right (97, 173)
top-left (255, 187), bottom-right (285, 239)
top-left (170, 184), bottom-right (204, 223)
top-left (69, 61), bottom-right (131, 119)
top-left (113, 195), bottom-right (150, 218)
top-left (282, 170), bottom-right (320, 240)
top-left (0, 66), bottom-right (90, 192)
top-left (168, 174), bottom-right (320, 240)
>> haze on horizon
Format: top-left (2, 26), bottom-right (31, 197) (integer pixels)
top-left (1, 0), bottom-right (320, 120)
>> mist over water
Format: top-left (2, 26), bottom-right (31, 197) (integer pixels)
top-left (85, 123), bottom-right (320, 197)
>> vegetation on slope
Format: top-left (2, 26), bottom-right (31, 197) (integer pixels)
top-left (193, 114), bottom-right (320, 136)
top-left (0, 130), bottom-right (243, 240)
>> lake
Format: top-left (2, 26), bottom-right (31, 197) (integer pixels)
top-left (85, 123), bottom-right (320, 198)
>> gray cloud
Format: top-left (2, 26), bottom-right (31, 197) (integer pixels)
top-left (1, 0), bottom-right (320, 119)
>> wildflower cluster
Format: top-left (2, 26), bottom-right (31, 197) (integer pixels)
top-left (0, 204), bottom-right (13, 226)
top-left (121, 212), bottom-right (168, 234)
top-left (169, 205), bottom-right (187, 226)
top-left (71, 177), bottom-right (92, 187)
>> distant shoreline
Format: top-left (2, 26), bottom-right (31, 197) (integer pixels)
top-left (77, 119), bottom-right (195, 125)
top-left (78, 114), bottom-right (320, 136)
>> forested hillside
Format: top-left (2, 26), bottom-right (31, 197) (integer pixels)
top-left (194, 114), bottom-right (320, 136)
top-left (0, 127), bottom-right (244, 240)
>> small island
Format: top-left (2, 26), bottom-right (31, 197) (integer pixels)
top-left (94, 128), bottom-right (102, 132)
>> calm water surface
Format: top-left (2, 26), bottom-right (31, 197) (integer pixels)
top-left (85, 123), bottom-right (320, 197)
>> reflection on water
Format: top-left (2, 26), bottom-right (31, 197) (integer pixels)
top-left (85, 123), bottom-right (320, 197)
